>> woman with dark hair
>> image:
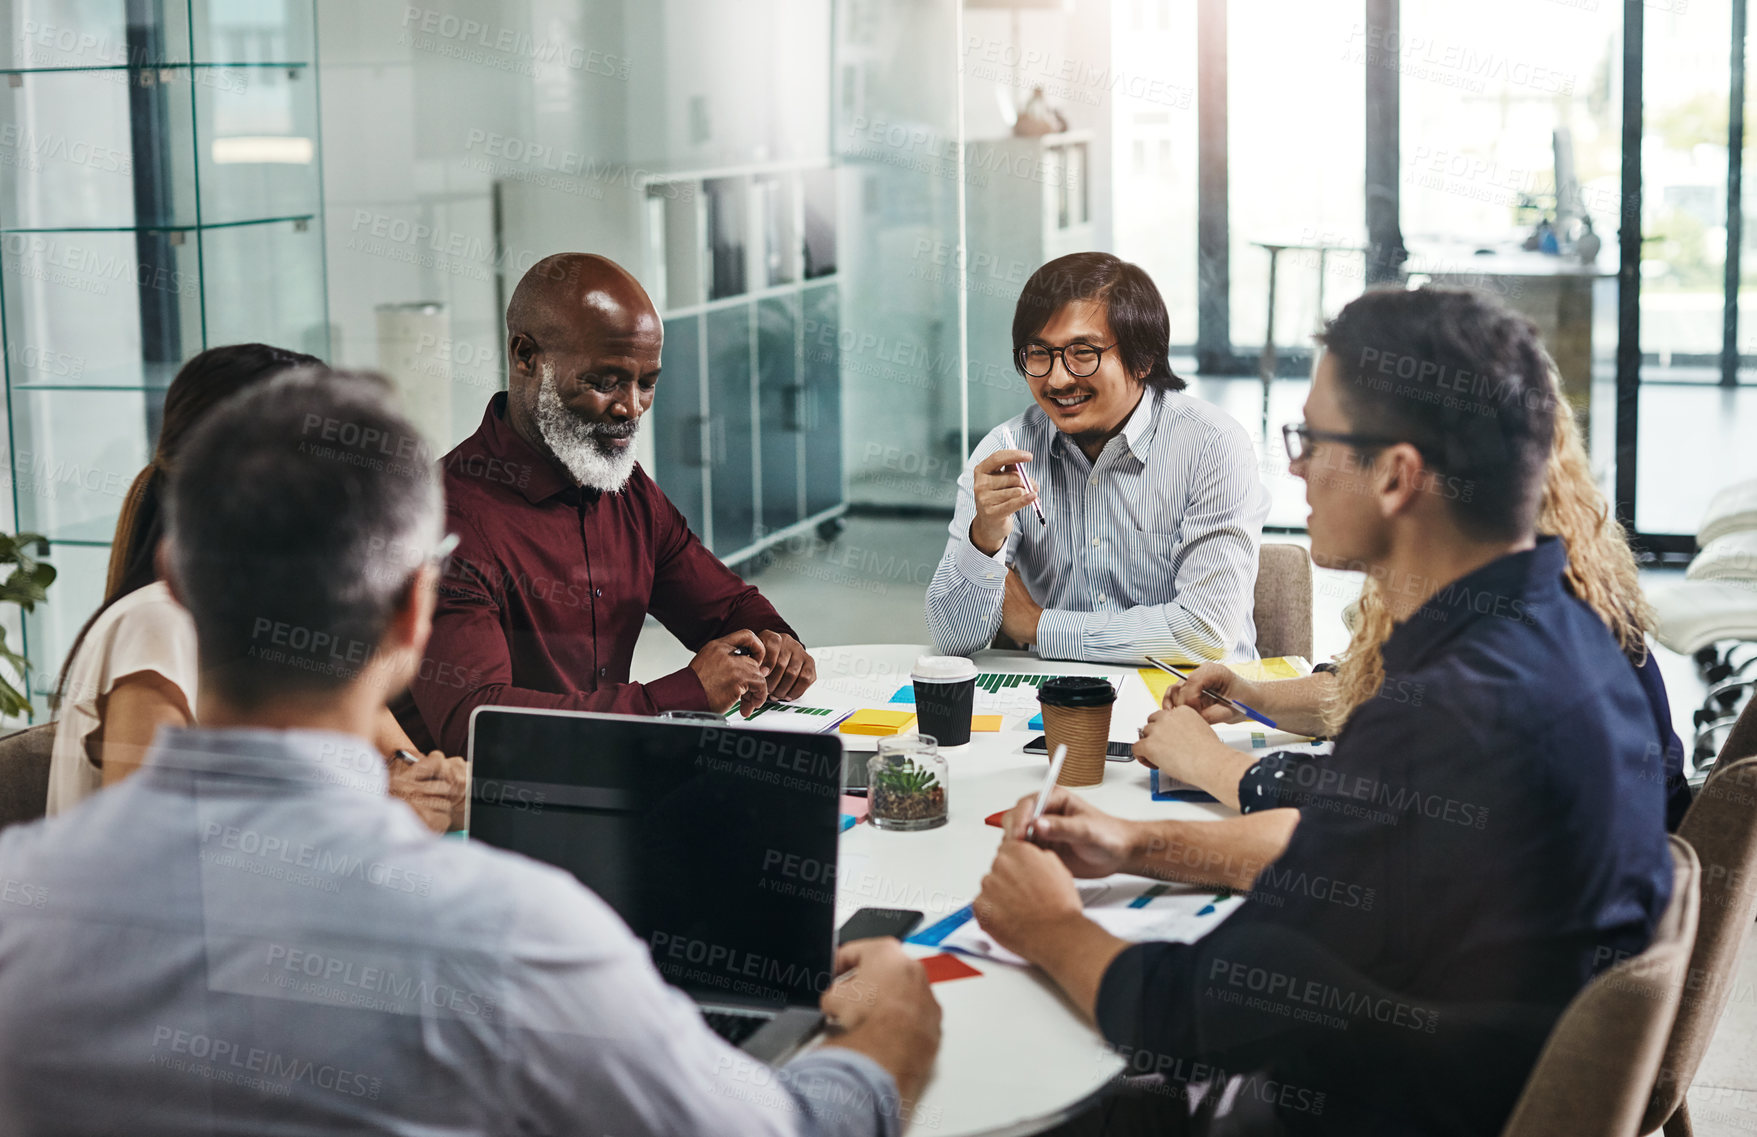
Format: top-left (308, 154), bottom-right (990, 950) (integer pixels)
top-left (926, 251), bottom-right (1270, 663)
top-left (46, 344), bottom-right (464, 832)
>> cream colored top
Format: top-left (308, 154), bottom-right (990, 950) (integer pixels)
top-left (46, 582), bottom-right (198, 816)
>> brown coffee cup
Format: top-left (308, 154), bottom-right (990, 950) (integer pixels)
top-left (1037, 676), bottom-right (1117, 787)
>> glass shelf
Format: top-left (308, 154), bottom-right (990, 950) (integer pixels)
top-left (1, 214), bottom-right (314, 234)
top-left (0, 63), bottom-right (308, 75)
top-left (0, 66), bottom-right (320, 230)
top-left (38, 521), bottom-right (122, 547)
top-left (5, 2), bottom-right (316, 70)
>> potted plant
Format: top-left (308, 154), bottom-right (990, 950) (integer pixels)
top-left (0, 533), bottom-right (55, 719)
top-left (868, 742), bottom-right (948, 831)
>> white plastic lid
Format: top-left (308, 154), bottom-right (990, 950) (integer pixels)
top-left (911, 655), bottom-right (978, 683)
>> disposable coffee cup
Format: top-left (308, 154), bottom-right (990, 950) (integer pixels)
top-left (911, 655), bottom-right (979, 747)
top-left (1037, 676), bottom-right (1117, 787)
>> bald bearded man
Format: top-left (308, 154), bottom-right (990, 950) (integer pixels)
top-left (403, 254), bottom-right (815, 755)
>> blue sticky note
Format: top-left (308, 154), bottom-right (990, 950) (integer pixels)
top-left (1151, 768), bottom-right (1217, 803)
top-left (889, 685), bottom-right (915, 704)
top-left (838, 814), bottom-right (857, 832)
top-left (1027, 713), bottom-right (1042, 730)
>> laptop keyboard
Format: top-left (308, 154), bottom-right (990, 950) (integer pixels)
top-left (703, 1009), bottom-right (770, 1046)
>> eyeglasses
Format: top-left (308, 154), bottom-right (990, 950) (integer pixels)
top-left (1017, 342), bottom-right (1116, 379)
top-left (1281, 423), bottom-right (1416, 464)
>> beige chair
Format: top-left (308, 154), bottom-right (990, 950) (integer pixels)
top-left (1714, 691), bottom-right (1757, 783)
top-left (1501, 835), bottom-right (1701, 1137)
top-left (1253, 543), bottom-right (1313, 660)
top-left (0, 723), bottom-right (54, 831)
top-left (1639, 747), bottom-right (1757, 1136)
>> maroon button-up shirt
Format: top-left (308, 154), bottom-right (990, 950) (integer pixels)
top-left (405, 394), bottom-right (797, 755)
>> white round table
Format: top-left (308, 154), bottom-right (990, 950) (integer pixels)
top-left (815, 645), bottom-right (1232, 1137)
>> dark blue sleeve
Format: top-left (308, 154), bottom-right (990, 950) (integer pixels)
top-left (1095, 702), bottom-right (1428, 1069)
top-left (1237, 750), bottom-right (1326, 814)
top-left (1632, 650), bottom-right (1692, 831)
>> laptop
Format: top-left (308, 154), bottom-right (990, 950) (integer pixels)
top-left (466, 706), bottom-right (844, 1063)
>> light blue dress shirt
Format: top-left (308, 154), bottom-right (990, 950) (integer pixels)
top-left (926, 388), bottom-right (1270, 664)
top-left (0, 727), bottom-right (900, 1137)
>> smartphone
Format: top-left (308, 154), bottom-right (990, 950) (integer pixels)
top-left (1024, 734), bottom-right (1136, 761)
top-left (837, 907), bottom-right (924, 945)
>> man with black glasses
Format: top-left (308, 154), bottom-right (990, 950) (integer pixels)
top-left (926, 252), bottom-right (1270, 663)
top-left (971, 287), bottom-right (1675, 1134)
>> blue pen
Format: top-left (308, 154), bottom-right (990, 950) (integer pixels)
top-left (1148, 658), bottom-right (1280, 731)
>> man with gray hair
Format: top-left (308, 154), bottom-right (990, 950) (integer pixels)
top-left (0, 371), bottom-right (940, 1135)
top-left (403, 253), bottom-right (816, 756)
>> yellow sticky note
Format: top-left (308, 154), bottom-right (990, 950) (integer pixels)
top-left (970, 715), bottom-right (1003, 733)
top-left (839, 709), bottom-right (918, 737)
top-left (1138, 657), bottom-right (1309, 702)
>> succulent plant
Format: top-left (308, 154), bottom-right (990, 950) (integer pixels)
top-left (873, 758), bottom-right (939, 796)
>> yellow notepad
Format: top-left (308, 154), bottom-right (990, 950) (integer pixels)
top-left (839, 709), bottom-right (919, 736)
top-left (1138, 657), bottom-right (1310, 703)
top-left (970, 715), bottom-right (1003, 733)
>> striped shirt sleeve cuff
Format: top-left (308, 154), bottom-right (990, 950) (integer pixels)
top-left (951, 533), bottom-right (1009, 588)
top-left (1035, 608), bottom-right (1089, 661)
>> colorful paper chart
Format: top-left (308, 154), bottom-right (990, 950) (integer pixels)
top-left (734, 701), bottom-right (855, 733)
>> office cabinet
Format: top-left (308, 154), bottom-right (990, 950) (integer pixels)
top-left (705, 307), bottom-right (756, 556)
top-left (556, 161), bottom-right (847, 564)
top-left (654, 315), bottom-right (705, 527)
top-left (802, 283), bottom-right (842, 520)
top-left (757, 295), bottom-right (802, 538)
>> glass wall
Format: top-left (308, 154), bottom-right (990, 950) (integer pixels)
top-left (1635, 0), bottom-right (1756, 536)
top-left (1398, 0), bottom-right (1623, 474)
top-left (1, 0), bottom-right (326, 710)
top-left (1227, 0), bottom-right (1365, 352)
top-left (6, 0), bottom-right (1755, 712)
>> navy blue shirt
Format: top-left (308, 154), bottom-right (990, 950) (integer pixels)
top-left (1096, 539), bottom-right (1675, 1135)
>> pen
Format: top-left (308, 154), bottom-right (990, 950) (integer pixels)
top-left (997, 425), bottom-right (1047, 526)
top-left (1147, 658), bottom-right (1280, 731)
top-left (1025, 743), bottom-right (1067, 841)
top-left (394, 749), bottom-right (422, 765)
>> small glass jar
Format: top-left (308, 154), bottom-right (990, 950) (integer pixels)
top-left (868, 736), bottom-right (948, 831)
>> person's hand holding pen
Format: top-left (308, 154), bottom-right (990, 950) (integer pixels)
top-left (388, 749), bottom-right (466, 834)
top-left (688, 631), bottom-right (771, 717)
top-left (1161, 661), bottom-right (1263, 726)
top-left (998, 786), bottom-right (1138, 878)
top-left (968, 445), bottom-right (1040, 557)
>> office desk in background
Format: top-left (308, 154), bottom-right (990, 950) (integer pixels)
top-left (1408, 247), bottom-right (1612, 433)
top-left (812, 644), bottom-right (1239, 1137)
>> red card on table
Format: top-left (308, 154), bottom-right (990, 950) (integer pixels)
top-left (919, 952), bottom-right (982, 984)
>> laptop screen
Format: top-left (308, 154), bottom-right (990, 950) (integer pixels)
top-left (467, 709), bottom-right (842, 1010)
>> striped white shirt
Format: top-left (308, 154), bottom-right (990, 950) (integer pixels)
top-left (926, 388), bottom-right (1270, 664)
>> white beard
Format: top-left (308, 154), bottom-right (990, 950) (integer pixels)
top-left (535, 364), bottom-right (640, 494)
